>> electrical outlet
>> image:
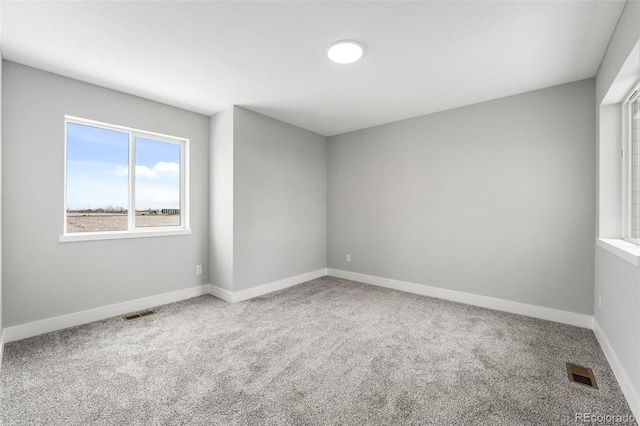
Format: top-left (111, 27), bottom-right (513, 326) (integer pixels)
top-left (598, 294), bottom-right (602, 309)
top-left (346, 254), bottom-right (351, 263)
top-left (196, 265), bottom-right (202, 275)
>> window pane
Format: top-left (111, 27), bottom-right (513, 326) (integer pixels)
top-left (632, 98), bottom-right (640, 238)
top-left (134, 137), bottom-right (181, 228)
top-left (66, 122), bottom-right (129, 232)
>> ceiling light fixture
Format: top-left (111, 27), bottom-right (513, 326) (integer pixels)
top-left (327, 40), bottom-right (364, 64)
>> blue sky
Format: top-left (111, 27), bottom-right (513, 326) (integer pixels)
top-left (66, 122), bottom-right (181, 210)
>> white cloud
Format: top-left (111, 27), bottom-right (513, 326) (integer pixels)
top-left (153, 162), bottom-right (179, 173)
top-left (135, 165), bottom-right (158, 178)
top-left (117, 162), bottom-right (179, 180)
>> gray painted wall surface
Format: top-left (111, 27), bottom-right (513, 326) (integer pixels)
top-left (594, 247), bottom-right (640, 394)
top-left (2, 62), bottom-right (210, 327)
top-left (233, 107), bottom-right (327, 291)
top-left (0, 56), bottom-right (3, 337)
top-left (594, 0), bottom-right (640, 410)
top-left (598, 104), bottom-right (623, 238)
top-left (328, 79), bottom-right (596, 315)
top-left (209, 107), bottom-right (234, 292)
top-left (596, 0), bottom-right (640, 106)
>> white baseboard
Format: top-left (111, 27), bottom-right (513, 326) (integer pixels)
top-left (593, 320), bottom-right (640, 420)
top-left (2, 285), bottom-right (210, 343)
top-left (2, 268), bottom-right (635, 419)
top-left (3, 268), bottom-right (328, 344)
top-left (328, 269), bottom-right (594, 329)
top-left (209, 268), bottom-right (328, 303)
top-left (207, 284), bottom-right (234, 303)
top-left (0, 331), bottom-right (4, 370)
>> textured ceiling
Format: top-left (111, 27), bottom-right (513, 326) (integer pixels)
top-left (0, 1), bottom-right (627, 136)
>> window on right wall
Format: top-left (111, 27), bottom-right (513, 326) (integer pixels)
top-left (623, 85), bottom-right (640, 243)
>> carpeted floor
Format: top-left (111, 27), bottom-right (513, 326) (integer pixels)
top-left (0, 276), bottom-right (636, 425)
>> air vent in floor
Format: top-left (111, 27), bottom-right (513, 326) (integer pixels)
top-left (566, 363), bottom-right (598, 389)
top-left (123, 310), bottom-right (155, 320)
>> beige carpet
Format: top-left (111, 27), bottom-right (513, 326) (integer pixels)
top-left (1, 276), bottom-right (636, 425)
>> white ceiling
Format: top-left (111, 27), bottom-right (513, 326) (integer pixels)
top-left (0, 1), bottom-right (627, 136)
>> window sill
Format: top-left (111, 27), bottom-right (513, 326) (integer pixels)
top-left (596, 238), bottom-right (640, 267)
top-left (59, 228), bottom-right (191, 243)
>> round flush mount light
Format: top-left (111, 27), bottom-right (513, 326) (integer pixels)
top-left (327, 40), bottom-right (364, 64)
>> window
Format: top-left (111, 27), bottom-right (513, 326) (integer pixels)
top-left (623, 85), bottom-right (640, 243)
top-left (62, 116), bottom-right (190, 242)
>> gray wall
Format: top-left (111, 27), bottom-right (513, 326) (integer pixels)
top-left (594, 0), bottom-right (640, 411)
top-left (233, 107), bottom-right (327, 291)
top-left (594, 248), bottom-right (640, 393)
top-left (596, 0), bottom-right (640, 108)
top-left (209, 107), bottom-right (234, 292)
top-left (328, 79), bottom-right (596, 315)
top-left (2, 62), bottom-right (210, 327)
top-left (0, 56), bottom-right (3, 339)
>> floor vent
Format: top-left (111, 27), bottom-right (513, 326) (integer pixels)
top-left (567, 363), bottom-right (598, 389)
top-left (123, 310), bottom-right (155, 320)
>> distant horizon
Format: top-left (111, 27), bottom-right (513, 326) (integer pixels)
top-left (67, 207), bottom-right (180, 212)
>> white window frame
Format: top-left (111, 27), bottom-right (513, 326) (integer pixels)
top-left (60, 116), bottom-right (191, 242)
top-left (622, 84), bottom-right (639, 244)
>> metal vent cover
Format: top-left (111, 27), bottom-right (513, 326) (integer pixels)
top-left (567, 363), bottom-right (598, 389)
top-left (123, 310), bottom-right (155, 320)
